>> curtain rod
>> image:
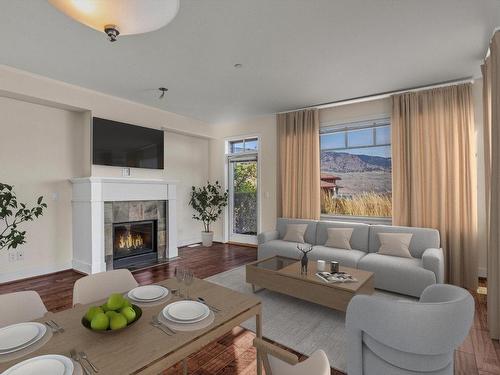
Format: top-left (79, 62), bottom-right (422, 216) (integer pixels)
top-left (276, 77), bottom-right (474, 114)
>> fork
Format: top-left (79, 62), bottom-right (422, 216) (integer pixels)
top-left (45, 320), bottom-right (64, 333)
top-left (70, 350), bottom-right (92, 375)
top-left (79, 351), bottom-right (99, 373)
top-left (150, 316), bottom-right (173, 335)
top-left (152, 315), bottom-right (176, 335)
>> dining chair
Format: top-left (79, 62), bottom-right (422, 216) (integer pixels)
top-left (73, 269), bottom-right (139, 306)
top-left (0, 291), bottom-right (48, 328)
top-left (253, 338), bottom-right (330, 375)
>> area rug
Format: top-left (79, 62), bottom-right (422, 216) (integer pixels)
top-left (206, 266), bottom-right (415, 372)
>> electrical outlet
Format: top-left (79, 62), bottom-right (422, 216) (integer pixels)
top-left (8, 252), bottom-right (16, 262)
top-left (16, 249), bottom-right (24, 261)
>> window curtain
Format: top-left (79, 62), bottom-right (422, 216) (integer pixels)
top-left (483, 31), bottom-right (500, 340)
top-left (277, 109), bottom-right (320, 219)
top-left (391, 83), bottom-right (478, 289)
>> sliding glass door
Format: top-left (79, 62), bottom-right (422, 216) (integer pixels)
top-left (228, 155), bottom-right (258, 243)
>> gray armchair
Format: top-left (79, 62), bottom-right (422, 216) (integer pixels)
top-left (346, 284), bottom-right (474, 375)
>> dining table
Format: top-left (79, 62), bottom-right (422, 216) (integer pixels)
top-left (0, 277), bottom-right (263, 375)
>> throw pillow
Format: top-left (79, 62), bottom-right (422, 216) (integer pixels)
top-left (324, 228), bottom-right (353, 250)
top-left (377, 233), bottom-right (413, 258)
top-left (282, 224), bottom-right (308, 243)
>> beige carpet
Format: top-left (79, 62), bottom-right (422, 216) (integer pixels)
top-left (206, 266), bottom-right (414, 372)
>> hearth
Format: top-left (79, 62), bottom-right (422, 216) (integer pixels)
top-left (113, 220), bottom-right (157, 268)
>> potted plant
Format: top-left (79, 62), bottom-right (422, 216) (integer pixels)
top-left (0, 183), bottom-right (47, 251)
top-left (189, 181), bottom-right (228, 247)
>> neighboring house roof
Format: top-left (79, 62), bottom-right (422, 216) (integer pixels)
top-left (320, 180), bottom-right (337, 188)
top-left (320, 173), bottom-right (342, 181)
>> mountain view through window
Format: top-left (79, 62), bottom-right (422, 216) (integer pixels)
top-left (320, 119), bottom-right (392, 217)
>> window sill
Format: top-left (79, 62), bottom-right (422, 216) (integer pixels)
top-left (320, 214), bottom-right (392, 225)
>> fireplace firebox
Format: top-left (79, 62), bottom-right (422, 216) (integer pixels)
top-left (113, 220), bottom-right (157, 268)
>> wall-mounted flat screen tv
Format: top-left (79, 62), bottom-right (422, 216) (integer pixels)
top-left (92, 117), bottom-right (164, 169)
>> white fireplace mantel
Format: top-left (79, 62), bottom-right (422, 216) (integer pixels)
top-left (70, 177), bottom-right (177, 274)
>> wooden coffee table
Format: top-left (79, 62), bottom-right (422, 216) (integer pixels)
top-left (246, 256), bottom-right (374, 312)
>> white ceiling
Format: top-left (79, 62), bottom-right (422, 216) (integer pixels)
top-left (0, 0), bottom-right (499, 124)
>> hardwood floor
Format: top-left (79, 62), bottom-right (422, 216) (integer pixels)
top-left (0, 243), bottom-right (498, 375)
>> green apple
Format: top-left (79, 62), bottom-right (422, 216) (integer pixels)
top-left (110, 313), bottom-right (127, 330)
top-left (101, 303), bottom-right (111, 312)
top-left (107, 293), bottom-right (125, 311)
top-left (105, 311), bottom-right (118, 320)
top-left (85, 306), bottom-right (103, 322)
top-left (90, 312), bottom-right (109, 331)
top-left (122, 299), bottom-right (132, 308)
top-left (120, 306), bottom-right (136, 324)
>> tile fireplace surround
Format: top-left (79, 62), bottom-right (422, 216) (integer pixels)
top-left (70, 177), bottom-right (177, 274)
top-left (104, 200), bottom-right (167, 270)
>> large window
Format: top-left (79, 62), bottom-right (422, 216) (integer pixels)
top-left (320, 118), bottom-right (392, 217)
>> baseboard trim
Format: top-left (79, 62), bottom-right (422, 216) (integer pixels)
top-left (177, 237), bottom-right (202, 247)
top-left (228, 241), bottom-right (258, 248)
top-left (0, 262), bottom-right (72, 284)
top-left (72, 259), bottom-right (92, 275)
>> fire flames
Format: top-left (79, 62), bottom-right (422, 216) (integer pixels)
top-left (118, 232), bottom-right (144, 250)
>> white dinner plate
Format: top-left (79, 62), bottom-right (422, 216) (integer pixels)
top-left (2, 354), bottom-right (74, 375)
top-left (163, 301), bottom-right (210, 323)
top-left (0, 322), bottom-right (46, 354)
top-left (128, 285), bottom-right (168, 301)
top-left (163, 308), bottom-right (210, 324)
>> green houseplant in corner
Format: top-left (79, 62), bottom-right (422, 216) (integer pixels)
top-left (0, 183), bottom-right (47, 252)
top-left (189, 181), bottom-right (228, 247)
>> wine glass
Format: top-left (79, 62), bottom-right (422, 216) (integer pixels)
top-left (174, 267), bottom-right (185, 297)
top-left (184, 270), bottom-right (194, 299)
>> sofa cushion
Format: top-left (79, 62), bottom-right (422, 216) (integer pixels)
top-left (316, 221), bottom-right (370, 252)
top-left (277, 218), bottom-right (318, 245)
top-left (312, 246), bottom-right (366, 268)
top-left (368, 225), bottom-right (440, 258)
top-left (358, 253), bottom-right (436, 297)
top-left (258, 240), bottom-right (305, 260)
top-left (283, 224), bottom-right (308, 243)
top-left (377, 233), bottom-right (413, 258)
top-left (325, 228), bottom-right (353, 250)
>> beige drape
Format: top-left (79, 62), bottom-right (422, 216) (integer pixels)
top-left (277, 109), bottom-right (320, 219)
top-left (484, 31), bottom-right (500, 339)
top-left (392, 84), bottom-right (478, 289)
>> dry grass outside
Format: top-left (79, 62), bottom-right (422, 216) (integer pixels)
top-left (321, 191), bottom-right (392, 217)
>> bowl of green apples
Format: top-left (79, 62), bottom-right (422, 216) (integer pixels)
top-left (82, 293), bottom-right (142, 333)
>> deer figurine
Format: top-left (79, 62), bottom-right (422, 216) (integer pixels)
top-left (297, 244), bottom-right (313, 275)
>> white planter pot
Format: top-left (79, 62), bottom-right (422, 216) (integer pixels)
top-left (201, 231), bottom-right (214, 247)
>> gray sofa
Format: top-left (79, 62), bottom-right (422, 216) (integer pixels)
top-left (257, 218), bottom-right (443, 297)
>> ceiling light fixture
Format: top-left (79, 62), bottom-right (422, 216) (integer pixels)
top-left (158, 87), bottom-right (168, 99)
top-left (234, 63), bottom-right (243, 69)
top-left (48, 0), bottom-right (180, 42)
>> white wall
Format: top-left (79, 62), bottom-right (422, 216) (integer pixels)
top-left (0, 97), bottom-right (88, 282)
top-left (319, 98), bottom-right (392, 125)
top-left (209, 115), bottom-right (277, 242)
top-left (164, 132), bottom-right (209, 246)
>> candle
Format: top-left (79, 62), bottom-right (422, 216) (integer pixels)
top-left (317, 260), bottom-right (326, 271)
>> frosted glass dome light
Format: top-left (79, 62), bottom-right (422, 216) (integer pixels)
top-left (48, 0), bottom-right (180, 41)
